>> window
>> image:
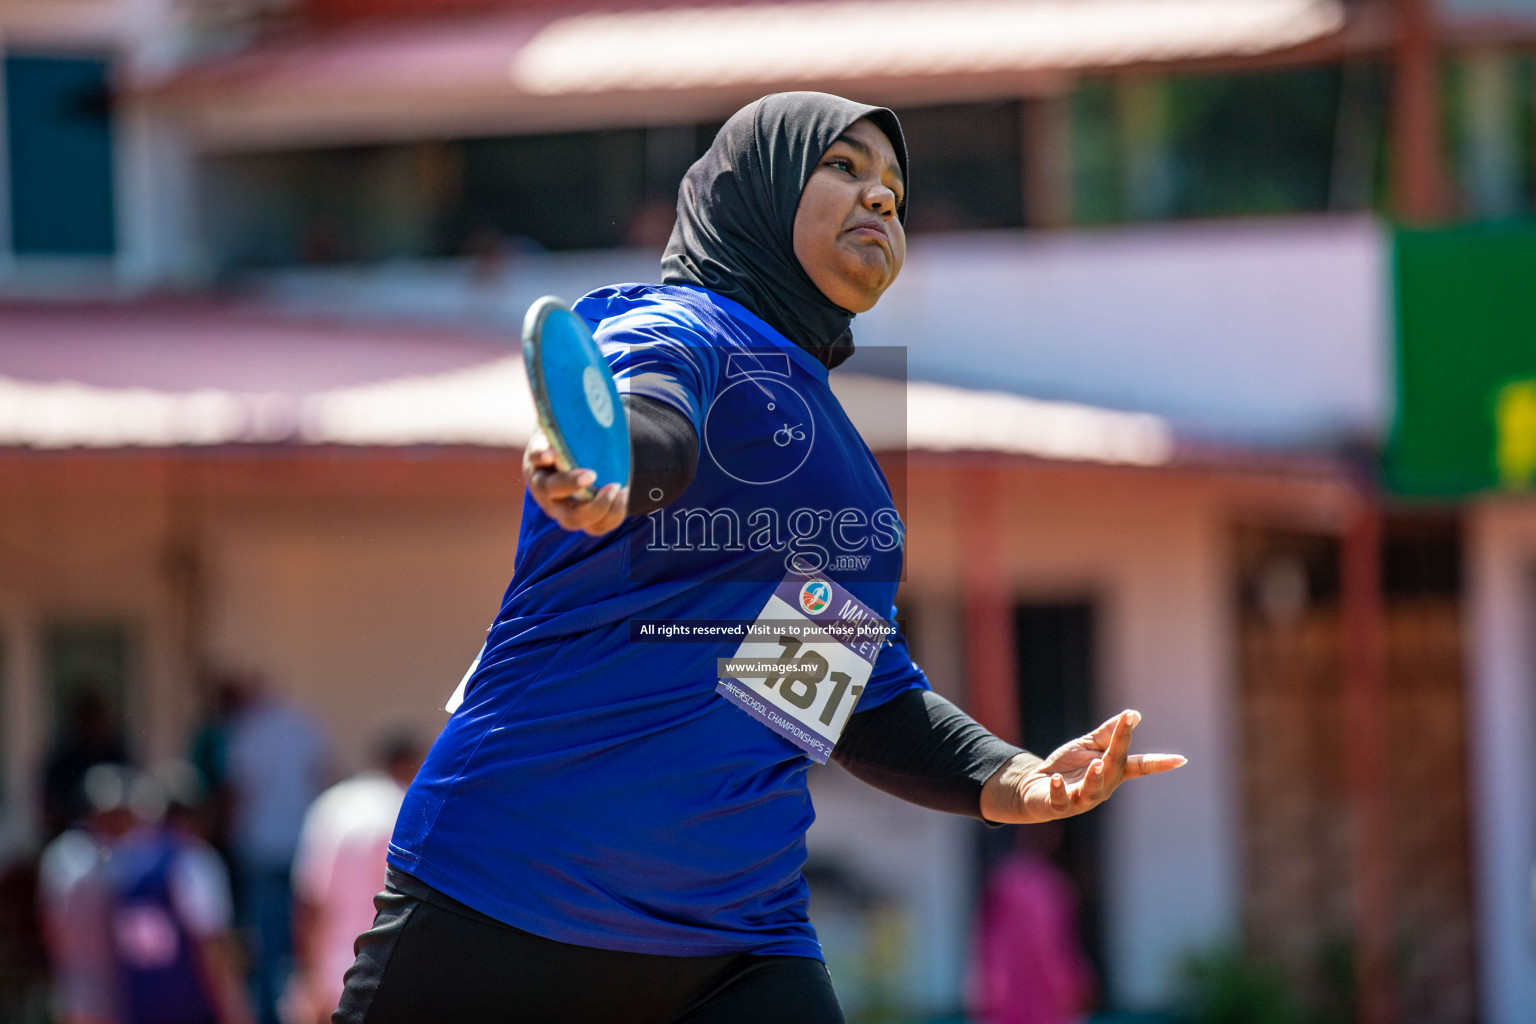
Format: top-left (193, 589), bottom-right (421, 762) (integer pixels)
top-left (45, 621), bottom-right (130, 754)
top-left (452, 129), bottom-right (647, 252)
top-left (4, 54), bottom-right (116, 255)
top-left (202, 106), bottom-right (1037, 272)
top-left (1072, 66), bottom-right (1382, 224)
top-left (892, 101), bottom-right (1024, 232)
top-left (1443, 52), bottom-right (1534, 218)
top-left (40, 621), bottom-right (131, 836)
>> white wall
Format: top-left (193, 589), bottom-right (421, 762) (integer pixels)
top-left (858, 216), bottom-right (1390, 445)
top-left (203, 493), bottom-right (523, 776)
top-left (1465, 498), bottom-right (1536, 1024)
top-left (248, 217), bottom-right (1390, 446)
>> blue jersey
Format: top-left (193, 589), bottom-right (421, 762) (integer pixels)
top-left (389, 284), bottom-right (929, 959)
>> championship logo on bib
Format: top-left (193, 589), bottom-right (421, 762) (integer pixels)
top-left (715, 571), bottom-right (891, 762)
top-left (799, 580), bottom-right (831, 615)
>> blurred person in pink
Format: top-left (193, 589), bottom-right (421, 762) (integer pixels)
top-left (285, 734), bottom-right (422, 1024)
top-left (967, 824), bottom-right (1096, 1024)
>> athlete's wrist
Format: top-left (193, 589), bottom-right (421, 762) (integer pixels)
top-left (978, 752), bottom-right (1046, 824)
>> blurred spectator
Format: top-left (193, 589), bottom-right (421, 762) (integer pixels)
top-left (101, 765), bottom-right (254, 1024)
top-left (285, 732), bottom-right (423, 1023)
top-left (43, 688), bottom-right (129, 839)
top-left (0, 822), bottom-right (50, 1024)
top-left (38, 763), bottom-right (137, 1024)
top-left (223, 679), bottom-right (329, 1024)
top-left (967, 824), bottom-right (1096, 1024)
top-left (187, 677), bottom-right (247, 858)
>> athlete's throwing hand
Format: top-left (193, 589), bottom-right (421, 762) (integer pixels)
top-left (524, 428), bottom-right (629, 536)
top-left (978, 710), bottom-right (1186, 825)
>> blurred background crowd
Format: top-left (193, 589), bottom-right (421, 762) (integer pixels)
top-left (1, 1), bottom-right (1535, 1023)
top-left (9, 670), bottom-right (422, 1024)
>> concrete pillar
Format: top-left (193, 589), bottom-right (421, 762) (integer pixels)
top-left (1341, 491), bottom-right (1397, 1024)
top-left (0, 592), bottom-right (44, 846)
top-left (960, 467), bottom-right (1018, 744)
top-left (1391, 0), bottom-right (1450, 221)
top-left (1465, 501), bottom-right (1536, 1024)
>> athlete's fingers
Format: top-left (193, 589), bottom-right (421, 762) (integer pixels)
top-left (1103, 710), bottom-right (1138, 772)
top-left (522, 430), bottom-right (559, 476)
top-left (1049, 773), bottom-right (1069, 813)
top-left (1087, 758), bottom-right (1108, 801)
top-left (1085, 709), bottom-right (1129, 750)
top-left (526, 440), bottom-right (558, 468)
top-left (1121, 753), bottom-right (1188, 779)
top-left (533, 467), bottom-right (597, 503)
top-left (577, 484), bottom-right (627, 536)
top-left (579, 483), bottom-right (625, 523)
top-left (561, 482), bottom-right (614, 525)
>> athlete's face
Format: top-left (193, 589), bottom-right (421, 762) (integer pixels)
top-left (792, 118), bottom-right (906, 314)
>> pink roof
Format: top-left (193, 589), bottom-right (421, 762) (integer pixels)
top-left (0, 302), bottom-right (536, 450)
top-left (147, 0), bottom-right (1346, 147)
top-left (0, 300), bottom-right (1184, 466)
top-left (0, 301), bottom-right (512, 395)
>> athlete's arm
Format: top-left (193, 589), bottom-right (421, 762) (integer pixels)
top-left (524, 395), bottom-right (698, 533)
top-left (623, 395), bottom-right (698, 515)
top-left (836, 695), bottom-right (1187, 825)
top-left (833, 690), bottom-right (1037, 819)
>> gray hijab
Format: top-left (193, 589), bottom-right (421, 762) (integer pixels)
top-left (661, 92), bottom-right (907, 370)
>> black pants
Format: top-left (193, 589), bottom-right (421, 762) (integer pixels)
top-left (333, 870), bottom-right (844, 1024)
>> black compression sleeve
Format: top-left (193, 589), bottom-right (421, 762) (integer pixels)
top-left (832, 689), bottom-right (1039, 820)
top-left (622, 394), bottom-right (699, 516)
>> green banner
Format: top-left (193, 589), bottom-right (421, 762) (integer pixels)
top-left (1388, 225), bottom-right (1536, 496)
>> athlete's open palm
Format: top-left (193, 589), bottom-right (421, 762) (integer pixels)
top-left (980, 710), bottom-right (1185, 825)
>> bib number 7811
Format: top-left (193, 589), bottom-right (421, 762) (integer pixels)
top-left (760, 635), bottom-right (863, 725)
top-left (715, 571), bottom-right (888, 763)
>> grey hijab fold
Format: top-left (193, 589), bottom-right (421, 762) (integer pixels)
top-left (661, 91), bottom-right (907, 371)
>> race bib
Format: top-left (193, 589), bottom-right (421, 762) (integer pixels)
top-left (715, 571), bottom-right (890, 762)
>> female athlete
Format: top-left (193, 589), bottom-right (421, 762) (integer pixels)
top-left (334, 91), bottom-right (1184, 1024)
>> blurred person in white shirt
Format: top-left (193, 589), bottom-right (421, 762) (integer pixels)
top-left (285, 734), bottom-right (421, 1024)
top-left (38, 764), bottom-right (135, 1024)
top-left (223, 678), bottom-right (330, 1024)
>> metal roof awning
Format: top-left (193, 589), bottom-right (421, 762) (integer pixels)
top-left (0, 301), bottom-right (1176, 467)
top-left (147, 0), bottom-right (1347, 150)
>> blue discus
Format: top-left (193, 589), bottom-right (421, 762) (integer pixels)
top-left (522, 296), bottom-right (630, 498)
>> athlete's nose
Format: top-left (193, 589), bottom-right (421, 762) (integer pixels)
top-left (865, 184), bottom-right (896, 216)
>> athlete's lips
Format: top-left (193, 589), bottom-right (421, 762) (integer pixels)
top-left (844, 219), bottom-right (891, 246)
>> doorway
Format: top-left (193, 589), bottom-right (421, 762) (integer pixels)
top-left (979, 601), bottom-right (1106, 991)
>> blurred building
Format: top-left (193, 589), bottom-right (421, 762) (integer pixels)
top-left (2, 1), bottom-right (1536, 1022)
